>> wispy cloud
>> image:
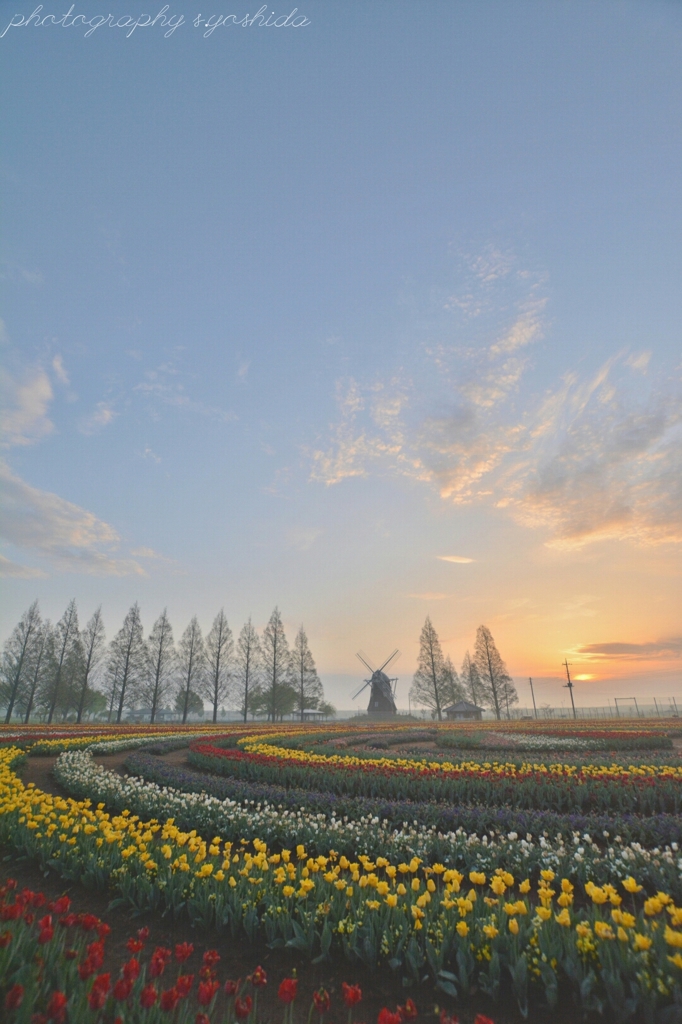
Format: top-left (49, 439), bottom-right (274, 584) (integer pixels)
top-left (134, 375), bottom-right (237, 423)
top-left (499, 359), bottom-right (682, 546)
top-left (51, 355), bottom-right (70, 386)
top-left (438, 555), bottom-right (475, 564)
top-left (0, 261), bottom-right (44, 286)
top-left (79, 402), bottom-right (117, 435)
top-left (575, 638), bottom-right (682, 660)
top-left (286, 527), bottom-right (323, 551)
top-left (0, 367), bottom-right (54, 447)
top-left (626, 351), bottom-right (651, 373)
top-left (0, 461), bottom-right (145, 576)
top-left (310, 377), bottom-right (428, 486)
top-left (130, 546), bottom-right (174, 564)
top-left (310, 251), bottom-right (681, 549)
top-left (0, 553), bottom-right (48, 579)
top-left (139, 446), bottom-right (162, 463)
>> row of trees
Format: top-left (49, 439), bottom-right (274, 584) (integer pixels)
top-left (410, 617), bottom-right (518, 720)
top-left (0, 601), bottom-right (331, 724)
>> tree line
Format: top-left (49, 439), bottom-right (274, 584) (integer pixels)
top-left (410, 616), bottom-right (518, 720)
top-left (0, 601), bottom-right (332, 725)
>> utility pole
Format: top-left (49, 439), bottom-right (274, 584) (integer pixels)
top-left (529, 677), bottom-right (538, 719)
top-left (562, 658), bottom-right (577, 720)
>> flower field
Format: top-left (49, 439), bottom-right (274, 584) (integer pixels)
top-left (1, 721), bottom-right (682, 1022)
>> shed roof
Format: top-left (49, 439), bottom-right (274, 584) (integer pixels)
top-left (444, 700), bottom-right (485, 713)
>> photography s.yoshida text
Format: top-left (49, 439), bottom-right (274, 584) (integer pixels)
top-left (1, 4), bottom-right (311, 38)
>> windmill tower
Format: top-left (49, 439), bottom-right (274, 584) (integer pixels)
top-left (353, 650), bottom-right (400, 718)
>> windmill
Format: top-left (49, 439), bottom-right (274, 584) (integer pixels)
top-left (353, 650), bottom-right (401, 718)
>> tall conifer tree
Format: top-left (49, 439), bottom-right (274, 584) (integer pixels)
top-left (473, 625), bottom-right (517, 720)
top-left (291, 625), bottom-right (322, 721)
top-left (410, 616), bottom-right (447, 719)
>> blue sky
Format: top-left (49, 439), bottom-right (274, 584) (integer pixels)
top-left (1, 1), bottom-right (681, 709)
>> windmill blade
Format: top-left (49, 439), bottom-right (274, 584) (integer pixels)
top-left (356, 652), bottom-right (375, 674)
top-left (377, 649), bottom-right (401, 674)
top-left (352, 680), bottom-right (371, 700)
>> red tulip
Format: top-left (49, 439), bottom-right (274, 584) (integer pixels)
top-left (313, 988), bottom-right (331, 1014)
top-left (203, 949), bottom-right (221, 968)
top-left (5, 984), bottom-right (24, 1011)
top-left (342, 983), bottom-right (363, 1008)
top-left (127, 937), bottom-right (144, 954)
top-left (46, 991), bottom-right (68, 1023)
top-left (236, 996), bottom-right (253, 1019)
top-left (176, 974), bottom-right (195, 998)
top-left (78, 958), bottom-right (96, 981)
top-left (87, 940), bottom-right (105, 969)
top-left (175, 941), bottom-right (194, 962)
top-left (399, 1000), bottom-right (418, 1022)
top-left (88, 974), bottom-right (111, 1010)
top-left (198, 980), bottom-right (220, 1006)
top-left (113, 978), bottom-right (133, 1001)
top-left (123, 957), bottom-right (141, 982)
top-left (224, 979), bottom-right (240, 996)
top-left (278, 978), bottom-right (298, 1004)
top-left (160, 987), bottom-right (180, 1012)
top-left (149, 947), bottom-right (172, 978)
top-left (140, 984), bottom-right (158, 1009)
top-left (378, 1010), bottom-right (401, 1024)
top-left (250, 965), bottom-right (267, 987)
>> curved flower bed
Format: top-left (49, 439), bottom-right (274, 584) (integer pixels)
top-left (1, 749), bottom-right (682, 1018)
top-left (126, 749), bottom-right (682, 849)
top-left (0, 726), bottom-right (231, 755)
top-left (87, 731), bottom-right (220, 755)
top-left (189, 738), bottom-right (682, 815)
top-left (53, 751), bottom-right (682, 898)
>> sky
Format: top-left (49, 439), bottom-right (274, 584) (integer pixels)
top-left (1, 0), bottom-right (681, 711)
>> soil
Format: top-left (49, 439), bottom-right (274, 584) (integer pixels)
top-left (2, 752), bottom-right (609, 1023)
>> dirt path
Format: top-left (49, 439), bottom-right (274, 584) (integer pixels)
top-left (19, 747), bottom-right (199, 798)
top-left (20, 751), bottom-right (132, 797)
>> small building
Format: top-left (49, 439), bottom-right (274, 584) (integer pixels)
top-left (125, 707), bottom-right (183, 723)
top-left (301, 709), bottom-right (325, 722)
top-left (444, 700), bottom-right (484, 721)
